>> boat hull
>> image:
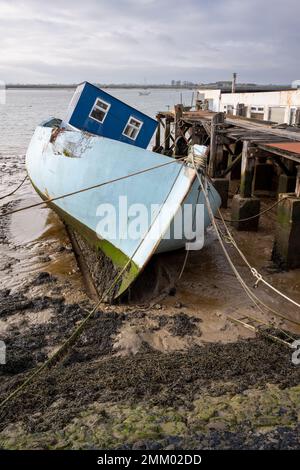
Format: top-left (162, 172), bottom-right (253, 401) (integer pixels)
top-left (26, 122), bottom-right (221, 299)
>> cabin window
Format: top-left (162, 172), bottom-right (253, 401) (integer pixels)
top-left (122, 116), bottom-right (143, 140)
top-left (89, 98), bottom-right (111, 124)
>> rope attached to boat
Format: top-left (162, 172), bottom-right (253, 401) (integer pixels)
top-left (0, 262), bottom-right (128, 410)
top-left (217, 206), bottom-right (300, 312)
top-left (214, 195), bottom-right (290, 223)
top-left (178, 187), bottom-right (201, 280)
top-left (190, 156), bottom-right (300, 330)
top-left (1, 154), bottom-right (299, 409)
top-left (198, 169), bottom-right (300, 313)
top-left (205, 171), bottom-right (300, 314)
top-left (0, 157), bottom-right (186, 218)
top-left (0, 162), bottom-right (184, 410)
top-left (0, 174), bottom-right (28, 200)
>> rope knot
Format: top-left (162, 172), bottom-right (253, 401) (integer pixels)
top-left (251, 268), bottom-right (262, 288)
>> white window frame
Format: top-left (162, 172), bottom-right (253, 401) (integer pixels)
top-left (89, 97), bottom-right (111, 124)
top-left (122, 116), bottom-right (143, 141)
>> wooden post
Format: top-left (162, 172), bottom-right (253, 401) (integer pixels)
top-left (231, 141), bottom-right (261, 231)
top-left (155, 118), bottom-right (161, 149)
top-left (190, 123), bottom-right (196, 145)
top-left (174, 104), bottom-right (183, 139)
top-left (164, 116), bottom-right (171, 154)
top-left (295, 109), bottom-right (300, 127)
top-left (208, 112), bottom-right (224, 177)
top-left (195, 100), bottom-right (202, 111)
top-left (240, 141), bottom-right (256, 198)
top-left (296, 165), bottom-right (300, 197)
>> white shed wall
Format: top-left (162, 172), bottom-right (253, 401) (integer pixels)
top-left (197, 89), bottom-right (300, 124)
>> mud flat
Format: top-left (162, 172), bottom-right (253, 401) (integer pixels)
top-left (0, 163), bottom-right (300, 449)
top-left (0, 282), bottom-right (299, 450)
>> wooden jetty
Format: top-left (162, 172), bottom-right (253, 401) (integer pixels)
top-left (153, 106), bottom-right (300, 269)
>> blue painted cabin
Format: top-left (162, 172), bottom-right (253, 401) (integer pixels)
top-left (64, 81), bottom-right (157, 149)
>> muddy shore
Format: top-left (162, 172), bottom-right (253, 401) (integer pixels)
top-left (0, 161), bottom-right (300, 449)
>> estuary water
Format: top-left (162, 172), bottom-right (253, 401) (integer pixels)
top-left (0, 87), bottom-right (195, 155)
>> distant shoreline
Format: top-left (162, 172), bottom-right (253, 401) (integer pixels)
top-left (6, 84), bottom-right (198, 90)
top-left (6, 84), bottom-right (291, 93)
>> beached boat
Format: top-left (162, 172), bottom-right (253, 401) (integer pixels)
top-left (26, 84), bottom-right (221, 300)
top-left (26, 121), bottom-right (220, 299)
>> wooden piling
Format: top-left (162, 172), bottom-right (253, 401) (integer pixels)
top-left (195, 99), bottom-right (202, 111)
top-left (174, 104), bottom-right (184, 139)
top-left (240, 141), bottom-right (256, 197)
top-left (296, 165), bottom-right (300, 197)
top-left (208, 112), bottom-right (225, 177)
top-left (154, 117), bottom-right (161, 150)
top-left (164, 116), bottom-right (171, 154)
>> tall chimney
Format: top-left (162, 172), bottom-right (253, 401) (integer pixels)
top-left (232, 72), bottom-right (237, 93)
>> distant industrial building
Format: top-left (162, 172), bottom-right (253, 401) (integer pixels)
top-left (292, 80), bottom-right (300, 89)
top-left (171, 80), bottom-right (197, 88)
top-left (198, 82), bottom-right (291, 92)
top-left (196, 87), bottom-right (300, 125)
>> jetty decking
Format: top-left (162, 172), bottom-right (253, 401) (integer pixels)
top-left (153, 107), bottom-right (300, 269)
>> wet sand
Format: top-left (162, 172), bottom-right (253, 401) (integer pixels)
top-left (0, 160), bottom-right (300, 449)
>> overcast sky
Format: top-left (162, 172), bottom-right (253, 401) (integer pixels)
top-left (0, 0), bottom-right (298, 84)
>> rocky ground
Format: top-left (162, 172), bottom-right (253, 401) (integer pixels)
top-left (0, 163), bottom-right (299, 449)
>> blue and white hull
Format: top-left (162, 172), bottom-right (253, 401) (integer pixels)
top-left (26, 120), bottom-right (221, 299)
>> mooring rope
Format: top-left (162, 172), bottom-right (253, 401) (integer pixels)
top-left (214, 195), bottom-right (290, 223)
top-left (217, 207), bottom-right (300, 311)
top-left (200, 175), bottom-right (300, 331)
top-left (0, 163), bottom-right (183, 410)
top-left (0, 262), bottom-right (127, 409)
top-left (178, 188), bottom-right (201, 280)
top-left (191, 156), bottom-right (300, 335)
top-left (1, 155), bottom-right (299, 409)
top-left (0, 174), bottom-right (28, 200)
top-left (203, 172), bottom-right (300, 314)
top-left (0, 157), bottom-right (186, 218)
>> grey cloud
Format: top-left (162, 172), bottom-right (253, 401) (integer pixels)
top-left (0, 0), bottom-right (298, 84)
